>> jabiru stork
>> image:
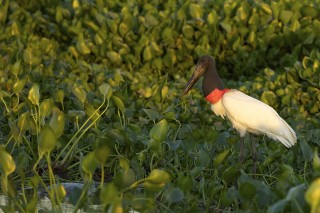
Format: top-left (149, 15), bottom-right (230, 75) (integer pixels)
top-left (181, 55), bottom-right (297, 170)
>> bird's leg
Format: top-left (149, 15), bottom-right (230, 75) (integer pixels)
top-left (250, 135), bottom-right (257, 175)
top-left (239, 137), bottom-right (244, 164)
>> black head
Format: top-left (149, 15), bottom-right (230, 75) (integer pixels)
top-left (181, 55), bottom-right (216, 97)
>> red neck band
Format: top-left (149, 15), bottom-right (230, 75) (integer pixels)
top-left (205, 88), bottom-right (230, 104)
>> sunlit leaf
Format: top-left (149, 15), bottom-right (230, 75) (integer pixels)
top-left (99, 83), bottom-right (113, 99)
top-left (305, 178), bottom-right (320, 213)
top-left (0, 148), bottom-right (16, 175)
top-left (38, 125), bottom-right (57, 156)
top-left (13, 78), bottom-right (27, 94)
top-left (149, 119), bottom-right (168, 142)
top-left (146, 169), bottom-right (171, 185)
top-left (28, 84), bottom-right (40, 106)
top-left (112, 95), bottom-right (125, 113)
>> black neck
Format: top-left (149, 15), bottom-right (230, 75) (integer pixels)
top-left (202, 63), bottom-right (224, 96)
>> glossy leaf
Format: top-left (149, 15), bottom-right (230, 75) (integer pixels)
top-left (38, 125), bottom-right (57, 155)
top-left (112, 95), bottom-right (125, 113)
top-left (28, 84), bottom-right (40, 106)
top-left (149, 119), bottom-right (168, 142)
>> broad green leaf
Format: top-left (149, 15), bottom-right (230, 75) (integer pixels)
top-left (149, 119), bottom-right (168, 142)
top-left (49, 108), bottom-right (65, 138)
top-left (177, 173), bottom-right (193, 192)
top-left (300, 139), bottom-right (313, 162)
top-left (305, 178), bottom-right (320, 213)
top-left (222, 166), bottom-right (240, 183)
top-left (239, 182), bottom-right (256, 200)
top-left (279, 10), bottom-right (293, 25)
top-left (17, 111), bottom-right (30, 134)
top-left (100, 182), bottom-right (119, 206)
top-left (166, 188), bottom-right (184, 204)
top-left (40, 99), bottom-right (53, 117)
top-left (118, 156), bottom-right (130, 172)
top-left (11, 60), bottom-right (20, 78)
top-left (94, 144), bottom-right (111, 165)
top-left (72, 86), bottom-right (86, 104)
top-left (114, 169), bottom-right (135, 188)
top-left (189, 3), bottom-right (203, 19)
top-left (13, 78), bottom-right (27, 94)
top-left (213, 149), bottom-right (230, 167)
top-left (55, 90), bottom-right (64, 103)
top-left (146, 169), bottom-right (171, 185)
top-left (99, 83), bottom-right (113, 99)
top-left (199, 150), bottom-right (210, 167)
top-left (143, 109), bottom-right (159, 120)
top-left (81, 151), bottom-right (98, 177)
top-left (0, 148), bottom-right (16, 175)
top-left (261, 91), bottom-right (276, 106)
top-left (112, 95), bottom-right (125, 113)
top-left (267, 199), bottom-right (288, 213)
top-left (38, 125), bottom-right (57, 155)
top-left (28, 84), bottom-right (40, 106)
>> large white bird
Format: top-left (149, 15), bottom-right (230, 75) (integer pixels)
top-left (181, 55), bottom-right (297, 167)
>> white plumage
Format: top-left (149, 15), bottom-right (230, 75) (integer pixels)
top-left (211, 89), bottom-right (297, 147)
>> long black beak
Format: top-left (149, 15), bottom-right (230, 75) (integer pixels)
top-left (181, 64), bottom-right (204, 98)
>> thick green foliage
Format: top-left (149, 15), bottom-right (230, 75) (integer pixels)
top-left (0, 0), bottom-right (319, 212)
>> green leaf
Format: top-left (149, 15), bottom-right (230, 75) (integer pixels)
top-left (0, 148), bottom-right (16, 175)
top-left (177, 173), bottom-right (193, 192)
top-left (166, 188), bottom-right (184, 204)
top-left (146, 169), bottom-right (171, 185)
top-left (114, 169), bottom-right (136, 188)
top-left (81, 151), bottom-right (98, 177)
top-left (94, 144), bottom-right (111, 165)
top-left (49, 108), bottom-right (65, 138)
top-left (28, 84), bottom-right (40, 106)
top-left (313, 148), bottom-right (320, 173)
top-left (222, 166), bottom-right (240, 183)
top-left (213, 149), bottom-right (230, 167)
top-left (118, 156), bottom-right (130, 172)
top-left (267, 199), bottom-right (288, 213)
top-left (239, 182), bottom-right (256, 200)
top-left (100, 182), bottom-right (119, 206)
top-left (72, 86), bottom-right (86, 104)
top-left (300, 139), bottom-right (313, 162)
top-left (112, 95), bottom-right (125, 113)
top-left (99, 83), bottom-right (113, 99)
top-left (149, 119), bottom-right (168, 142)
top-left (13, 78), bottom-right (27, 94)
top-left (279, 10), bottom-right (293, 25)
top-left (189, 3), bottom-right (203, 19)
top-left (18, 111), bottom-right (30, 134)
top-left (40, 99), bottom-right (53, 117)
top-left (261, 91), bottom-right (276, 106)
top-left (38, 125), bottom-right (57, 156)
top-left (143, 109), bottom-right (159, 120)
top-left (199, 150), bottom-right (210, 167)
top-left (305, 178), bottom-right (320, 213)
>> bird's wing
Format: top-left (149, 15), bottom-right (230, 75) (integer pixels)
top-left (222, 90), bottom-right (296, 147)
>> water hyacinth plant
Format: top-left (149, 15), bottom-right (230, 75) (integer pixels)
top-left (0, 0), bottom-right (319, 212)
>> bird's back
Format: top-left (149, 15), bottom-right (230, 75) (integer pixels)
top-left (221, 90), bottom-right (297, 147)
